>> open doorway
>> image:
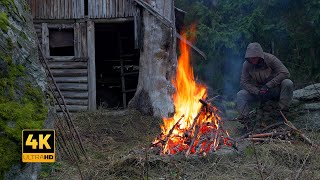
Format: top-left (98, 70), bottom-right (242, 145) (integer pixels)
top-left (95, 21), bottom-right (139, 108)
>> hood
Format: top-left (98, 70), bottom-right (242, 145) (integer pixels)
top-left (245, 42), bottom-right (264, 59)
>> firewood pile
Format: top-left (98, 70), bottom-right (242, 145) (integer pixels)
top-left (150, 99), bottom-right (237, 156)
top-left (239, 111), bottom-right (314, 146)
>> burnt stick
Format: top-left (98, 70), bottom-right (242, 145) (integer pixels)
top-left (185, 125), bottom-right (200, 156)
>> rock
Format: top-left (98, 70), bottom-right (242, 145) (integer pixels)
top-left (293, 83), bottom-right (320, 101)
top-left (293, 111), bottom-right (320, 131)
top-left (303, 103), bottom-right (320, 111)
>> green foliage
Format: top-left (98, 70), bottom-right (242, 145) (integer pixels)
top-left (176, 0), bottom-right (320, 94)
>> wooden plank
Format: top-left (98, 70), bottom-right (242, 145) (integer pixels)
top-left (58, 98), bottom-right (88, 105)
top-left (64, 0), bottom-right (68, 19)
top-left (106, 0), bottom-right (109, 17)
top-left (81, 23), bottom-right (87, 58)
top-left (54, 83), bottom-right (88, 91)
top-left (110, 0), bottom-right (113, 18)
top-left (74, 23), bottom-right (80, 58)
top-left (119, 0), bottom-right (122, 17)
top-left (95, 0), bottom-right (99, 18)
top-left (87, 20), bottom-right (96, 110)
top-left (42, 23), bottom-right (49, 57)
top-left (80, 0), bottom-right (84, 18)
top-left (53, 76), bottom-right (88, 83)
top-left (49, 0), bottom-right (53, 19)
top-left (58, 0), bottom-right (61, 19)
top-left (31, 0), bottom-right (36, 18)
top-left (72, 0), bottom-right (76, 18)
top-left (50, 69), bottom-right (88, 76)
top-left (115, 0), bottom-right (118, 17)
top-left (43, 0), bottom-right (47, 19)
top-left (123, 0), bottom-right (126, 17)
top-left (48, 61), bottom-right (87, 69)
top-left (102, 0), bottom-right (106, 18)
top-left (55, 105), bottom-right (88, 112)
top-left (61, 0), bottom-right (65, 19)
top-left (55, 91), bottom-right (88, 98)
top-left (68, 0), bottom-right (72, 18)
top-left (76, 0), bottom-right (80, 18)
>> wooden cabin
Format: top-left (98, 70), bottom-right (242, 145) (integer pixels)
top-left (26, 0), bottom-right (142, 112)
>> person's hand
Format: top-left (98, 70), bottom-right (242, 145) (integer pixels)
top-left (259, 85), bottom-right (269, 95)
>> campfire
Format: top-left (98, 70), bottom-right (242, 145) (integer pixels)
top-left (151, 27), bottom-right (236, 156)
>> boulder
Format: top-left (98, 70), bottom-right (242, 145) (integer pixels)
top-left (293, 83), bottom-right (320, 101)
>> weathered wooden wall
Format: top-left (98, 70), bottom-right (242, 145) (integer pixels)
top-left (26, 0), bottom-right (84, 19)
top-left (88, 0), bottom-right (136, 18)
top-left (37, 23), bottom-right (89, 112)
top-left (26, 0), bottom-right (137, 19)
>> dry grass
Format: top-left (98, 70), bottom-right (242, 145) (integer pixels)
top-left (39, 109), bottom-right (320, 180)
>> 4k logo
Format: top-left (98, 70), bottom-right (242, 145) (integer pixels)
top-left (22, 130), bottom-right (55, 163)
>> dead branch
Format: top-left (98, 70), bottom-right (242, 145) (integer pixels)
top-left (280, 110), bottom-right (313, 145)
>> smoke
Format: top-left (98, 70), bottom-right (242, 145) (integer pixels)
top-left (222, 55), bottom-right (243, 98)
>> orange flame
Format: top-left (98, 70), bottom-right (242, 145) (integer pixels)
top-left (152, 26), bottom-right (233, 155)
top-left (161, 25), bottom-right (207, 137)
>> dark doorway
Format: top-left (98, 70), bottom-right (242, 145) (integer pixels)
top-left (95, 21), bottom-right (139, 108)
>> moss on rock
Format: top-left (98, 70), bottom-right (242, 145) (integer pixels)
top-left (0, 137), bottom-right (20, 178)
top-left (0, 12), bottom-right (9, 33)
top-left (0, 38), bottom-right (47, 177)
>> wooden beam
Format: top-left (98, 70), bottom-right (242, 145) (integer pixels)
top-left (175, 33), bottom-right (207, 60)
top-left (87, 20), bottom-right (96, 110)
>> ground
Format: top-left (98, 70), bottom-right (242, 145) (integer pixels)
top-left (39, 109), bottom-right (320, 180)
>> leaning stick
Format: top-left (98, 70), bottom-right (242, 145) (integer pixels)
top-left (280, 111), bottom-right (313, 145)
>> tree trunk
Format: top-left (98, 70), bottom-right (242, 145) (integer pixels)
top-left (128, 0), bottom-right (177, 118)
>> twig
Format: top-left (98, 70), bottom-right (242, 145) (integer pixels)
top-left (280, 110), bottom-right (313, 145)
